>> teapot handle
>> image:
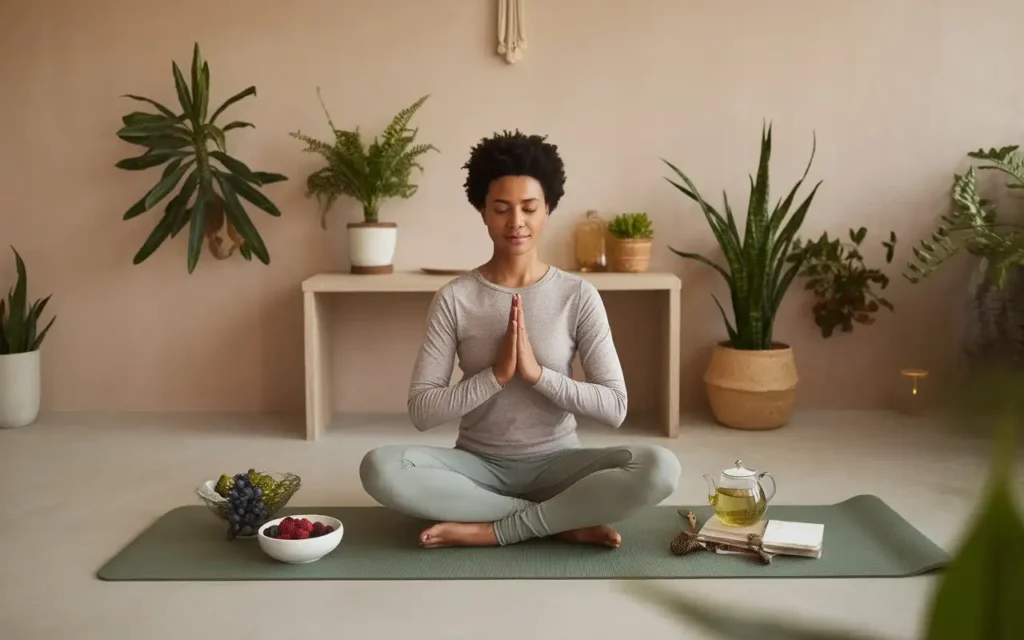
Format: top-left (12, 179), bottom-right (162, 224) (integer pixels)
top-left (758, 472), bottom-right (777, 503)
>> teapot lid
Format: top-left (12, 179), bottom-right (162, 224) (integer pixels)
top-left (723, 459), bottom-right (756, 478)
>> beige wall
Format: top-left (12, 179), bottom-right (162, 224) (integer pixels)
top-left (2, 0), bottom-right (1021, 418)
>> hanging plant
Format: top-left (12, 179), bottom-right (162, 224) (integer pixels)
top-left (115, 43), bottom-right (287, 273)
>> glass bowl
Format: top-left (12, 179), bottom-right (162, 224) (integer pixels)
top-left (196, 471), bottom-right (302, 525)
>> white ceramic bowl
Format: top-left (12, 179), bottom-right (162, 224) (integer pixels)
top-left (257, 514), bottom-right (344, 564)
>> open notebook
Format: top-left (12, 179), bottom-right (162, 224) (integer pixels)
top-left (698, 515), bottom-right (824, 558)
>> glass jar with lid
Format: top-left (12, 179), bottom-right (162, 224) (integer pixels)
top-left (573, 210), bottom-right (607, 272)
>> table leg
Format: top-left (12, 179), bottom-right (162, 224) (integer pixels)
top-left (663, 287), bottom-right (681, 437)
top-left (304, 291), bottom-right (333, 440)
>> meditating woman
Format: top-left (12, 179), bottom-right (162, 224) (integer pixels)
top-left (359, 130), bottom-right (682, 549)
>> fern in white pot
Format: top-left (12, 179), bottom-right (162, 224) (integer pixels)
top-left (0, 247), bottom-right (56, 428)
top-left (290, 91), bottom-right (438, 274)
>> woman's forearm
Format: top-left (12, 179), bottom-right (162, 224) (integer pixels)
top-left (532, 366), bottom-right (627, 427)
top-left (408, 368), bottom-right (502, 431)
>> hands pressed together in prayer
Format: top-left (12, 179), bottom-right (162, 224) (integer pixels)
top-left (492, 294), bottom-right (542, 387)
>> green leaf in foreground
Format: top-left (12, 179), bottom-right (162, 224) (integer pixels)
top-left (923, 423), bottom-right (1024, 640)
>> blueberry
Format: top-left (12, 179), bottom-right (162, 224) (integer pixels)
top-left (240, 525), bottom-right (252, 535)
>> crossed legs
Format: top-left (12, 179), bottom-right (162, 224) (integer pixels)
top-left (359, 443), bottom-right (681, 548)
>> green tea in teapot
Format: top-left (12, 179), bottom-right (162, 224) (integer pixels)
top-left (703, 459), bottom-right (778, 527)
top-left (708, 486), bottom-right (767, 527)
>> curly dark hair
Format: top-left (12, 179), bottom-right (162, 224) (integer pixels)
top-left (461, 130), bottom-right (566, 213)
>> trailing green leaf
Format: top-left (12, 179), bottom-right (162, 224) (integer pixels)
top-left (0, 247), bottom-right (56, 354)
top-left (115, 43), bottom-right (287, 272)
top-left (665, 124), bottom-right (820, 350)
top-left (905, 146), bottom-right (1024, 288)
top-left (290, 88), bottom-right (438, 227)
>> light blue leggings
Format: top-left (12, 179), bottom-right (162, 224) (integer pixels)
top-left (359, 443), bottom-right (681, 545)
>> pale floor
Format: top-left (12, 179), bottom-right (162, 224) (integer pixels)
top-left (0, 410), bottom-right (1016, 640)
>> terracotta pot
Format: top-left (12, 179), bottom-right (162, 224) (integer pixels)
top-left (703, 341), bottom-right (798, 430)
top-left (347, 222), bottom-right (397, 274)
top-left (608, 237), bottom-right (652, 273)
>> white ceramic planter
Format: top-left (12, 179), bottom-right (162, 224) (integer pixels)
top-left (0, 350), bottom-right (41, 429)
top-left (347, 222), bottom-right (397, 274)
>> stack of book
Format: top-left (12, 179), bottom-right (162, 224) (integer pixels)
top-left (697, 516), bottom-right (824, 559)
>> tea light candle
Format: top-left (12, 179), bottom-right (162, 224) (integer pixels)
top-left (897, 368), bottom-right (929, 415)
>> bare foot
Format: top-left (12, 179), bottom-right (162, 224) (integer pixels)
top-left (556, 525), bottom-right (622, 548)
top-left (419, 522), bottom-right (499, 549)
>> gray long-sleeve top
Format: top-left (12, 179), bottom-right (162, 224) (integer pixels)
top-left (407, 266), bottom-right (628, 457)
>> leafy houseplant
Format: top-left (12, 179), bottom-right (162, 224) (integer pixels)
top-left (607, 212), bottom-right (654, 273)
top-left (0, 247), bottom-right (55, 428)
top-left (290, 91), bottom-right (438, 274)
top-left (905, 146), bottom-right (1024, 289)
top-left (663, 124), bottom-right (821, 430)
top-left (906, 146), bottom-right (1024, 367)
top-left (115, 43), bottom-right (288, 274)
top-left (789, 227), bottom-right (898, 338)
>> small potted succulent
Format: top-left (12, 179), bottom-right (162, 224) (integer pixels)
top-left (607, 212), bottom-right (654, 272)
top-left (0, 247), bottom-right (56, 429)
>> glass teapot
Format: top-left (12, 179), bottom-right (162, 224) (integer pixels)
top-left (703, 459), bottom-right (777, 527)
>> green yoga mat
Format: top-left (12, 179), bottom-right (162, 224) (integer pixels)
top-left (97, 495), bottom-right (949, 581)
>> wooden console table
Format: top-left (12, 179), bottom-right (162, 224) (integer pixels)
top-left (301, 271), bottom-right (681, 441)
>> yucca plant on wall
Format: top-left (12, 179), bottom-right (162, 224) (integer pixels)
top-left (663, 123), bottom-right (821, 430)
top-left (115, 43), bottom-right (288, 273)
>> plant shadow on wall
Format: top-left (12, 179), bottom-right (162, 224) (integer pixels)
top-left (0, 248), bottom-right (56, 429)
top-left (289, 90), bottom-right (438, 274)
top-left (114, 44), bottom-right (288, 273)
top-left (904, 146), bottom-right (1024, 369)
top-left (620, 366), bottom-right (1024, 639)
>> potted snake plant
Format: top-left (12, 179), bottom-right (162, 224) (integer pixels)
top-left (663, 123), bottom-right (821, 430)
top-left (0, 247), bottom-right (56, 428)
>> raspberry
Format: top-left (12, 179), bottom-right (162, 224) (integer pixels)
top-left (294, 529), bottom-right (310, 540)
top-left (312, 522), bottom-right (325, 536)
top-left (278, 520), bottom-right (296, 535)
top-left (324, 525), bottom-right (334, 534)
top-left (300, 519), bottom-right (314, 533)
top-left (278, 533), bottom-right (293, 540)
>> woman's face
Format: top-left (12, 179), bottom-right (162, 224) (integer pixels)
top-left (480, 175), bottom-right (549, 257)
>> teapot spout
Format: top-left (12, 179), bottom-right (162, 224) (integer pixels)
top-left (702, 473), bottom-right (717, 504)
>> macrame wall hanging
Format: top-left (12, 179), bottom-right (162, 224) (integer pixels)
top-left (497, 0), bottom-right (527, 64)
